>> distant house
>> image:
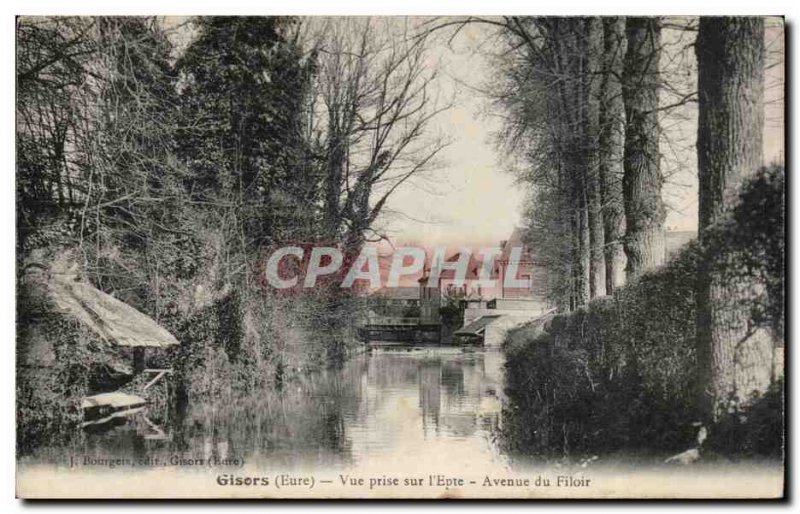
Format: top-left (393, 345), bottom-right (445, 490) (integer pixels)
top-left (413, 228), bottom-right (697, 345)
top-left (369, 286), bottom-right (421, 321)
top-left (417, 228), bottom-right (552, 323)
top-left (493, 227), bottom-right (548, 303)
top-left (370, 286), bottom-right (421, 307)
top-left (418, 251), bottom-right (483, 324)
top-left (429, 251), bottom-right (485, 297)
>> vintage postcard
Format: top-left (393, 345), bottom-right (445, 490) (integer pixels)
top-left (15, 15), bottom-right (785, 499)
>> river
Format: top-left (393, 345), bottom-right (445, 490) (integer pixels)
top-left (25, 347), bottom-right (512, 475)
top-left (18, 346), bottom-right (785, 498)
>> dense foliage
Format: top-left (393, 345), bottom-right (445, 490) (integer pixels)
top-left (503, 166), bottom-right (784, 459)
top-left (16, 16), bottom-right (442, 453)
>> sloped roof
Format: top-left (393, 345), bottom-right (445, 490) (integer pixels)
top-left (49, 276), bottom-right (179, 348)
top-left (442, 252), bottom-right (483, 280)
top-left (419, 251), bottom-right (484, 282)
top-left (499, 227), bottom-right (535, 263)
top-left (455, 315), bottom-right (501, 336)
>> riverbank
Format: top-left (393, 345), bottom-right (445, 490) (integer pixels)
top-left (501, 167), bottom-right (784, 462)
top-left (16, 246), bottom-right (367, 454)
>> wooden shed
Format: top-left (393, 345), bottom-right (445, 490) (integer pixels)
top-left (49, 274), bottom-right (179, 371)
top-left (48, 273), bottom-right (180, 425)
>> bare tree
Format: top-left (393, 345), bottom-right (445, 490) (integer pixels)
top-left (16, 17), bottom-right (98, 234)
top-left (489, 17), bottom-right (606, 308)
top-left (312, 18), bottom-right (450, 250)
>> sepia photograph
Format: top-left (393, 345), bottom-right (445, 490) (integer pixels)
top-left (13, 11), bottom-right (785, 499)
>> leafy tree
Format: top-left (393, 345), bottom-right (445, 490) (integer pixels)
top-left (175, 17), bottom-right (319, 251)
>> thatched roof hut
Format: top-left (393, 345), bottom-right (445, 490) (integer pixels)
top-left (49, 275), bottom-right (179, 349)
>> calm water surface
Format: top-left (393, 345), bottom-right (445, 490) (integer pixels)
top-left (27, 348), bottom-right (512, 473)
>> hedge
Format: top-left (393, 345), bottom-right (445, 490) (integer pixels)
top-left (503, 165), bottom-right (784, 460)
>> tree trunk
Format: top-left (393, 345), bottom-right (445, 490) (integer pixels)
top-left (548, 18), bottom-right (591, 308)
top-left (622, 17), bottom-right (665, 279)
top-left (572, 175), bottom-right (591, 307)
top-left (695, 16), bottom-right (771, 420)
top-left (585, 18), bottom-right (606, 298)
top-left (324, 131), bottom-right (345, 240)
top-left (555, 167), bottom-right (574, 313)
top-left (599, 17), bottom-right (627, 292)
top-left (564, 20), bottom-right (591, 307)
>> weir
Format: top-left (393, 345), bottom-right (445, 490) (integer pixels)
top-left (357, 322), bottom-right (442, 345)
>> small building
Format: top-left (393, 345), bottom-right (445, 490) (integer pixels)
top-left (368, 286), bottom-right (422, 321)
top-left (418, 251), bottom-right (484, 324)
top-left (47, 271), bottom-right (180, 425)
top-left (493, 227), bottom-right (549, 303)
top-left (49, 274), bottom-right (180, 371)
top-left (370, 286), bottom-right (421, 308)
top-left (19, 250), bottom-right (181, 431)
top-left (418, 228), bottom-right (551, 323)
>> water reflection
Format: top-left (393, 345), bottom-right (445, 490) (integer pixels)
top-left (27, 348), bottom-right (509, 473)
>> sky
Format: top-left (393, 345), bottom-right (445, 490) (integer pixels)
top-left (163, 17), bottom-right (785, 249)
top-left (378, 17), bottom-right (785, 246)
top-left (374, 22), bottom-right (525, 249)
